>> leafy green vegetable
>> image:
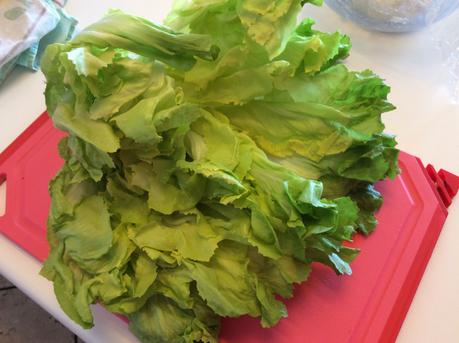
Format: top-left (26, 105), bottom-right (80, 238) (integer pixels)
top-left (41, 1), bottom-right (398, 342)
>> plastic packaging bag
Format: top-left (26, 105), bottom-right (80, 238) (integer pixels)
top-left (325, 0), bottom-right (459, 32)
top-left (0, 0), bottom-right (60, 68)
top-left (0, 0), bottom-right (76, 84)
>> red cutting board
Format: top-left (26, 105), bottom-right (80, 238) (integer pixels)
top-left (0, 112), bottom-right (458, 343)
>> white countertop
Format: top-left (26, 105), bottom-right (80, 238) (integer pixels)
top-left (1, 1), bottom-right (458, 342)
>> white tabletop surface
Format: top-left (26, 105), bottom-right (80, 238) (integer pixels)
top-left (0, 1), bottom-right (458, 342)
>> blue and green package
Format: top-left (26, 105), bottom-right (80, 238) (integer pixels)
top-left (0, 0), bottom-right (77, 85)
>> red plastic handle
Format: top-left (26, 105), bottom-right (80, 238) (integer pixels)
top-left (439, 169), bottom-right (459, 197)
top-left (426, 164), bottom-right (459, 208)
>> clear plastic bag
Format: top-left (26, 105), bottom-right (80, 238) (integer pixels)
top-left (325, 0), bottom-right (459, 32)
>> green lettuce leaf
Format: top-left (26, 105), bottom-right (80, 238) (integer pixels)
top-left (41, 1), bottom-right (398, 342)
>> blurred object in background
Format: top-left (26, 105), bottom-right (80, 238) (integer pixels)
top-left (325, 0), bottom-right (459, 32)
top-left (430, 8), bottom-right (459, 103)
top-left (0, 0), bottom-right (76, 86)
